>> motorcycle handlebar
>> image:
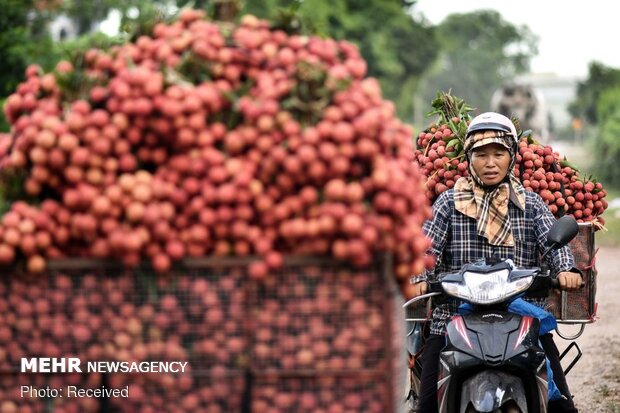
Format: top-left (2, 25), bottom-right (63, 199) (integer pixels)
top-left (550, 278), bottom-right (560, 289)
top-left (428, 280), bottom-right (443, 293)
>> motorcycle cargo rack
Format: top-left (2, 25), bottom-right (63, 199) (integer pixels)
top-left (547, 222), bottom-right (598, 340)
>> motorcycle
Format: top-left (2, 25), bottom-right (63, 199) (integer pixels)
top-left (403, 215), bottom-right (583, 413)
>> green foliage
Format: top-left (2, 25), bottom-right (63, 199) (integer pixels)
top-left (282, 61), bottom-right (340, 126)
top-left (418, 10), bottom-right (537, 112)
top-left (0, 0), bottom-right (174, 128)
top-left (61, 0), bottom-right (180, 40)
top-left (0, 99), bottom-right (8, 133)
top-left (597, 187), bottom-right (620, 247)
top-left (0, 0), bottom-right (58, 97)
top-left (0, 168), bottom-right (28, 210)
top-left (60, 0), bottom-right (113, 34)
top-left (591, 86), bottom-right (620, 186)
top-left (120, 2), bottom-right (176, 40)
top-left (0, 0), bottom-right (61, 131)
top-left (569, 62), bottom-right (620, 125)
top-left (427, 91), bottom-right (474, 141)
top-left (60, 0), bottom-right (157, 35)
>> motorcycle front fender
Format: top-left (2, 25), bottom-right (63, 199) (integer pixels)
top-left (459, 370), bottom-right (529, 413)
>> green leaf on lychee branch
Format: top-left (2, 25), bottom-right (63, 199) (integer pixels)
top-left (446, 151), bottom-right (465, 160)
top-left (559, 158), bottom-right (581, 173)
top-left (177, 51), bottom-right (213, 84)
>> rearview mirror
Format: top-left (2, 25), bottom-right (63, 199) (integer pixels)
top-left (547, 215), bottom-right (579, 249)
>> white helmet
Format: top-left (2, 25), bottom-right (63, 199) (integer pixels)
top-left (466, 112), bottom-right (518, 141)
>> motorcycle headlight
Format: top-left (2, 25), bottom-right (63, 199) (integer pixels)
top-left (442, 269), bottom-right (533, 305)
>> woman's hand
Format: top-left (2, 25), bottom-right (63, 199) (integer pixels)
top-left (557, 271), bottom-right (582, 290)
top-left (409, 276), bottom-right (428, 297)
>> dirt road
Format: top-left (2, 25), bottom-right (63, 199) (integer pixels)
top-left (557, 246), bottom-right (620, 411)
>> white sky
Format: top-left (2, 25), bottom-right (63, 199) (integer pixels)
top-left (413, 0), bottom-right (620, 79)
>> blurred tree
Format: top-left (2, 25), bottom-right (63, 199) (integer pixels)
top-left (591, 85), bottom-right (620, 186)
top-left (568, 62), bottom-right (620, 125)
top-left (60, 0), bottom-right (113, 34)
top-left (60, 0), bottom-right (159, 35)
top-left (0, 0), bottom-right (59, 131)
top-left (418, 10), bottom-right (537, 113)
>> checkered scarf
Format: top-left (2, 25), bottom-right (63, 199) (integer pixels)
top-left (454, 131), bottom-right (525, 247)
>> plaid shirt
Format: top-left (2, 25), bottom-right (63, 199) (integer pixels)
top-left (423, 188), bottom-right (576, 335)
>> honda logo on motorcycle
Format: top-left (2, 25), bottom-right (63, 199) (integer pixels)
top-left (482, 313), bottom-right (504, 319)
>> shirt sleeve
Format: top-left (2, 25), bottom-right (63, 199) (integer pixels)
top-left (422, 191), bottom-right (452, 280)
top-left (532, 194), bottom-right (576, 274)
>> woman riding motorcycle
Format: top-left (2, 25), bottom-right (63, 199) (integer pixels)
top-left (410, 112), bottom-right (582, 412)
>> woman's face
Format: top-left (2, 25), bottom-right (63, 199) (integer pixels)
top-left (470, 143), bottom-right (511, 186)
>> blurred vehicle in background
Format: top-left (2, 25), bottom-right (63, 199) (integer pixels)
top-left (491, 81), bottom-right (551, 143)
